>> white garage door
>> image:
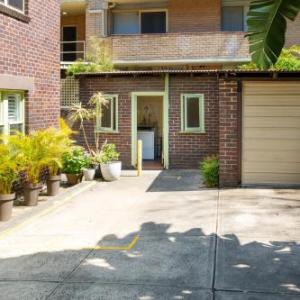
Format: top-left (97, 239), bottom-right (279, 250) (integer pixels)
top-left (242, 82), bottom-right (300, 185)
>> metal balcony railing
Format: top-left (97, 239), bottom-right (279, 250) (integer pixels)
top-left (60, 40), bottom-right (86, 62)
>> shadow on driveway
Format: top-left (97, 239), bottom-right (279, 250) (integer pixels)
top-left (0, 222), bottom-right (299, 299)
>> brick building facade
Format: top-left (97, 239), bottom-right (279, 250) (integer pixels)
top-left (0, 0), bottom-right (60, 133)
top-left (61, 0), bottom-right (300, 187)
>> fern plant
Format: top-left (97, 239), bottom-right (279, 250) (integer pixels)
top-left (0, 143), bottom-right (21, 194)
top-left (8, 133), bottom-right (48, 185)
top-left (35, 122), bottom-right (74, 177)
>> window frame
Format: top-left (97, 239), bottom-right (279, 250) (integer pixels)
top-left (139, 9), bottom-right (168, 34)
top-left (221, 1), bottom-right (249, 32)
top-left (96, 94), bottom-right (119, 133)
top-left (0, 0), bottom-right (25, 14)
top-left (0, 90), bottom-right (25, 135)
top-left (181, 94), bottom-right (205, 133)
top-left (111, 9), bottom-right (168, 35)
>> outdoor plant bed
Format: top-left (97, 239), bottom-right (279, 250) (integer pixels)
top-left (0, 193), bottom-right (15, 221)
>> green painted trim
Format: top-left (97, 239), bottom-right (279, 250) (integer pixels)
top-left (163, 74), bottom-right (169, 169)
top-left (181, 93), bottom-right (205, 133)
top-left (131, 93), bottom-right (136, 166)
top-left (96, 94), bottom-right (119, 133)
top-left (131, 91), bottom-right (166, 168)
top-left (0, 90), bottom-right (25, 135)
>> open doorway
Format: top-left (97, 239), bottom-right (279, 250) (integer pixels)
top-left (132, 93), bottom-right (167, 170)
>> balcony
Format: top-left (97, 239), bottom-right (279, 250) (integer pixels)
top-left (107, 32), bottom-right (250, 66)
top-left (60, 40), bottom-right (86, 63)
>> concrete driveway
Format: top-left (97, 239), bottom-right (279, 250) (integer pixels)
top-left (0, 170), bottom-right (299, 300)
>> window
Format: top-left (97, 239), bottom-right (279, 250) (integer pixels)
top-left (181, 94), bottom-right (205, 133)
top-left (0, 0), bottom-right (24, 13)
top-left (111, 10), bottom-right (167, 35)
top-left (112, 12), bottom-right (139, 34)
top-left (97, 95), bottom-right (118, 132)
top-left (222, 6), bottom-right (245, 31)
top-left (0, 91), bottom-right (24, 135)
top-left (141, 11), bottom-right (166, 34)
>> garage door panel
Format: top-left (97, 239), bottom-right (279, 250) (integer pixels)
top-left (243, 173), bottom-right (300, 185)
top-left (244, 162), bottom-right (300, 173)
top-left (244, 116), bottom-right (300, 128)
top-left (244, 128), bottom-right (300, 139)
top-left (244, 82), bottom-right (300, 95)
top-left (244, 95), bottom-right (300, 106)
top-left (244, 150), bottom-right (300, 163)
top-left (244, 139), bottom-right (300, 151)
top-left (244, 106), bottom-right (300, 117)
top-left (242, 81), bottom-right (300, 185)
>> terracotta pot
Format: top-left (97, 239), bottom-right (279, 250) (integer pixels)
top-left (0, 193), bottom-right (15, 221)
top-left (46, 175), bottom-right (61, 196)
top-left (66, 173), bottom-right (82, 186)
top-left (24, 183), bottom-right (42, 206)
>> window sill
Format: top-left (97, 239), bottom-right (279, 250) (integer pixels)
top-left (179, 131), bottom-right (206, 135)
top-left (95, 130), bottom-right (120, 134)
top-left (0, 4), bottom-right (30, 23)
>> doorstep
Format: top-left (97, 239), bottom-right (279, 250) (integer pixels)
top-left (0, 181), bottom-right (97, 233)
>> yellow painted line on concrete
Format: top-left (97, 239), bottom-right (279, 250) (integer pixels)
top-left (84, 235), bottom-right (139, 251)
top-left (0, 182), bottom-right (97, 241)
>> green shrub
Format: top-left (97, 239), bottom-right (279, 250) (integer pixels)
top-left (99, 143), bottom-right (120, 164)
top-left (200, 155), bottom-right (219, 188)
top-left (62, 147), bottom-right (89, 175)
top-left (239, 45), bottom-right (300, 71)
top-left (66, 37), bottom-right (114, 76)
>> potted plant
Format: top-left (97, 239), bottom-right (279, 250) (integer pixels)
top-left (99, 143), bottom-right (121, 182)
top-left (62, 147), bottom-right (87, 185)
top-left (41, 121), bottom-right (74, 196)
top-left (0, 143), bottom-right (20, 221)
top-left (83, 154), bottom-right (96, 181)
top-left (9, 132), bottom-right (49, 206)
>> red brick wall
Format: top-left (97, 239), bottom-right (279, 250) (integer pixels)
top-left (0, 0), bottom-right (60, 131)
top-left (168, 0), bottom-right (221, 33)
top-left (169, 75), bottom-right (219, 168)
top-left (78, 76), bottom-right (165, 168)
top-left (218, 79), bottom-right (240, 187)
top-left (76, 75), bottom-right (219, 170)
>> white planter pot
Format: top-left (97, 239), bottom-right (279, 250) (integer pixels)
top-left (83, 168), bottom-right (96, 181)
top-left (100, 161), bottom-right (122, 182)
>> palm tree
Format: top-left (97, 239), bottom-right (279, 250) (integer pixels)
top-left (247, 0), bottom-right (300, 69)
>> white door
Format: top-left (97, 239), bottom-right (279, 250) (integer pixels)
top-left (242, 82), bottom-right (300, 185)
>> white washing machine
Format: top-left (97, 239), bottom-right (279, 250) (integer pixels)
top-left (137, 129), bottom-right (155, 160)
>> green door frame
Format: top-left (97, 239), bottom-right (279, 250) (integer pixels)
top-left (131, 75), bottom-right (169, 168)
